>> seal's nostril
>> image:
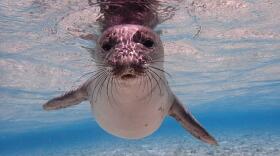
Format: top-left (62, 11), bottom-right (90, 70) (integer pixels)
top-left (133, 31), bottom-right (154, 48)
top-left (142, 39), bottom-right (154, 48)
top-left (102, 37), bottom-right (117, 51)
top-left (102, 43), bottom-right (113, 51)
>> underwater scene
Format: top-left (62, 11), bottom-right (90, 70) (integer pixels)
top-left (0, 0), bottom-right (280, 155)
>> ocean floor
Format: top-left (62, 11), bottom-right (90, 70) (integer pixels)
top-left (4, 129), bottom-right (279, 156)
top-left (1, 112), bottom-right (280, 156)
top-left (50, 131), bottom-right (280, 156)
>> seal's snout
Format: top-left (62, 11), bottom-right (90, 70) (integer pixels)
top-left (108, 50), bottom-right (148, 79)
top-left (109, 46), bottom-right (147, 65)
top-left (98, 25), bottom-right (162, 79)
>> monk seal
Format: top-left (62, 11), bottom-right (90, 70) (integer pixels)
top-left (43, 0), bottom-right (217, 145)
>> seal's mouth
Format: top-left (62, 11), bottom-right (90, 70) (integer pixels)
top-left (121, 73), bottom-right (137, 80)
top-left (113, 66), bottom-right (145, 80)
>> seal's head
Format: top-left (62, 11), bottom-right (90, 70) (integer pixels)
top-left (95, 24), bottom-right (163, 80)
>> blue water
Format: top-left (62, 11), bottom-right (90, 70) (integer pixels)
top-left (1, 0), bottom-right (280, 155)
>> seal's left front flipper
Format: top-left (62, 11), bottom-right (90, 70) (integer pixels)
top-left (169, 96), bottom-right (218, 145)
top-left (43, 85), bottom-right (88, 111)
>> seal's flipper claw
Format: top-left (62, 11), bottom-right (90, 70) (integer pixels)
top-left (43, 86), bottom-right (88, 111)
top-left (169, 96), bottom-right (218, 145)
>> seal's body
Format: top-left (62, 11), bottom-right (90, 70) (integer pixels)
top-left (89, 24), bottom-right (171, 139)
top-left (43, 0), bottom-right (218, 145)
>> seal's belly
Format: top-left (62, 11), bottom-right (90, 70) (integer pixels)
top-left (89, 78), bottom-right (173, 139)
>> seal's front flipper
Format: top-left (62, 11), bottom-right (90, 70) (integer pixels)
top-left (43, 85), bottom-right (88, 111)
top-left (169, 96), bottom-right (218, 145)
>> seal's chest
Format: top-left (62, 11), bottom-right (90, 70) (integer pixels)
top-left (90, 78), bottom-right (170, 112)
top-left (89, 79), bottom-right (172, 139)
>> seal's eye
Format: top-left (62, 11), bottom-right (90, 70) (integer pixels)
top-left (102, 38), bottom-right (116, 51)
top-left (133, 31), bottom-right (154, 48)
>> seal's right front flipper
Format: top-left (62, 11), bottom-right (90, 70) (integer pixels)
top-left (169, 96), bottom-right (218, 145)
top-left (43, 85), bottom-right (88, 111)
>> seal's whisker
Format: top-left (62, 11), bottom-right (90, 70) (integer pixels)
top-left (144, 73), bottom-right (149, 91)
top-left (152, 54), bottom-right (174, 61)
top-left (89, 56), bottom-right (104, 62)
top-left (138, 74), bottom-right (143, 89)
top-left (106, 75), bottom-right (111, 104)
top-left (97, 73), bottom-right (109, 98)
top-left (93, 62), bottom-right (107, 67)
top-left (151, 55), bottom-right (164, 61)
top-left (108, 75), bottom-right (115, 105)
top-left (94, 73), bottom-right (108, 101)
top-left (81, 64), bottom-right (96, 68)
top-left (88, 70), bottom-right (107, 82)
top-left (114, 77), bottom-right (122, 105)
top-left (143, 72), bottom-right (153, 103)
top-left (91, 74), bottom-right (104, 102)
top-left (141, 73), bottom-right (146, 93)
top-left (94, 63), bottom-right (107, 67)
top-left (149, 60), bottom-right (165, 63)
top-left (90, 58), bottom-right (106, 65)
top-left (93, 73), bottom-right (105, 97)
top-left (149, 68), bottom-right (169, 91)
top-left (150, 60), bottom-right (173, 64)
top-left (144, 72), bottom-right (152, 93)
top-left (79, 70), bottom-right (106, 91)
top-left (111, 76), bottom-right (119, 105)
top-left (89, 56), bottom-right (102, 62)
top-left (106, 74), bottom-right (113, 107)
top-left (109, 76), bottom-right (114, 103)
top-left (77, 69), bottom-right (106, 82)
top-left (150, 69), bottom-right (168, 95)
top-left (149, 66), bottom-right (172, 78)
top-left (91, 62), bottom-right (106, 67)
top-left (91, 71), bottom-right (107, 102)
top-left (117, 78), bottom-right (122, 92)
top-left (109, 74), bottom-right (117, 108)
top-left (147, 70), bottom-right (162, 95)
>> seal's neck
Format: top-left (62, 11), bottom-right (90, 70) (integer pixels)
top-left (96, 0), bottom-right (159, 31)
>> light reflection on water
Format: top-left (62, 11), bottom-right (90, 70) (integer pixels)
top-left (0, 0), bottom-right (280, 155)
